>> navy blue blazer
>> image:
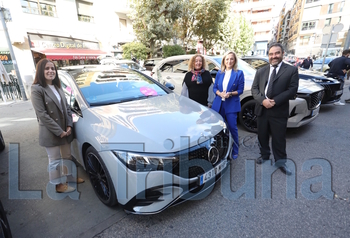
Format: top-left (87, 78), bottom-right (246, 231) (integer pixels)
top-left (212, 69), bottom-right (245, 113)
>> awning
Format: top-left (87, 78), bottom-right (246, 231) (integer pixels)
top-left (31, 48), bottom-right (107, 60)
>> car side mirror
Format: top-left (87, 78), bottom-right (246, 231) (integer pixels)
top-left (164, 82), bottom-right (175, 90)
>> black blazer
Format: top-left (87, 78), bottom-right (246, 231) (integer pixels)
top-left (251, 62), bottom-right (299, 118)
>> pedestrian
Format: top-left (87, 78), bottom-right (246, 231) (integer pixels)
top-left (181, 54), bottom-right (214, 107)
top-left (251, 42), bottom-right (299, 175)
top-left (31, 58), bottom-right (84, 193)
top-left (211, 51), bottom-right (245, 160)
top-left (327, 49), bottom-right (350, 105)
top-left (300, 56), bottom-right (313, 69)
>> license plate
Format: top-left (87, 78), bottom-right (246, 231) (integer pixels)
top-left (335, 90), bottom-right (343, 96)
top-left (198, 160), bottom-right (227, 186)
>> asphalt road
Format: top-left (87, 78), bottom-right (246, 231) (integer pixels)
top-left (0, 80), bottom-right (350, 238)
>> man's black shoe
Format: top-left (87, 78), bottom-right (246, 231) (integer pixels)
top-left (256, 157), bottom-right (269, 164)
top-left (278, 164), bottom-right (292, 175)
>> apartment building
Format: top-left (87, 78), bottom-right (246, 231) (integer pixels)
top-left (231, 0), bottom-right (282, 55)
top-left (284, 0), bottom-right (349, 57)
top-left (0, 0), bottom-right (135, 96)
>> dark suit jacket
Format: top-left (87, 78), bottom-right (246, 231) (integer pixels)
top-left (31, 84), bottom-right (73, 147)
top-left (251, 62), bottom-right (299, 118)
top-left (212, 70), bottom-right (245, 113)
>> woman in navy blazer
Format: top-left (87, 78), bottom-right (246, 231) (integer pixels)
top-left (212, 51), bottom-right (245, 159)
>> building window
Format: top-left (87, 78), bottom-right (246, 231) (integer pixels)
top-left (328, 4), bottom-right (334, 14)
top-left (306, 0), bottom-right (320, 3)
top-left (20, 0), bottom-right (57, 17)
top-left (339, 1), bottom-right (345, 12)
top-left (302, 21), bottom-right (316, 31)
top-left (338, 16), bottom-right (341, 23)
top-left (76, 0), bottom-right (94, 23)
top-left (325, 18), bottom-right (331, 26)
top-left (119, 18), bottom-right (127, 32)
top-left (300, 35), bottom-right (311, 46)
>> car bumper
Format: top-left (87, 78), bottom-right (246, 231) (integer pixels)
top-left (287, 98), bottom-right (320, 128)
top-left (99, 137), bottom-right (232, 214)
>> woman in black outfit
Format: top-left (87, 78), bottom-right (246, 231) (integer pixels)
top-left (181, 54), bottom-right (214, 107)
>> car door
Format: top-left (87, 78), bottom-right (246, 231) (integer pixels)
top-left (158, 59), bottom-right (188, 94)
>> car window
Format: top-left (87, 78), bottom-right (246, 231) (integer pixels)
top-left (250, 59), bottom-right (269, 70)
top-left (159, 60), bottom-right (184, 72)
top-left (70, 69), bottom-right (167, 106)
top-left (212, 57), bottom-right (256, 76)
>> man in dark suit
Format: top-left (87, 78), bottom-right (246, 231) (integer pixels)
top-left (251, 43), bottom-right (299, 175)
top-left (300, 56), bottom-right (313, 69)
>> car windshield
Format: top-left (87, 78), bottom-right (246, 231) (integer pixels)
top-left (69, 69), bottom-right (167, 106)
top-left (212, 56), bottom-right (256, 76)
top-left (314, 58), bottom-right (334, 64)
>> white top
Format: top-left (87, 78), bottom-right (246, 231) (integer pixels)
top-left (48, 84), bottom-right (61, 104)
top-left (222, 69), bottom-right (232, 101)
top-left (265, 62), bottom-right (282, 98)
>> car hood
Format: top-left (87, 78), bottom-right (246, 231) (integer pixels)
top-left (85, 94), bottom-right (226, 153)
top-left (298, 79), bottom-right (324, 94)
top-left (298, 69), bottom-right (338, 82)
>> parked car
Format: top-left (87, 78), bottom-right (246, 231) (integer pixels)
top-left (0, 130), bottom-right (4, 152)
top-left (143, 58), bottom-right (162, 71)
top-left (241, 56), bottom-right (342, 104)
top-left (152, 55), bottom-right (324, 133)
top-left (58, 65), bottom-right (231, 214)
top-left (100, 59), bottom-right (152, 77)
top-left (0, 200), bottom-right (12, 238)
top-left (312, 57), bottom-right (336, 72)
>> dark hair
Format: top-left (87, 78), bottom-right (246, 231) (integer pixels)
top-left (342, 49), bottom-right (350, 56)
top-left (33, 58), bottom-right (61, 88)
top-left (268, 42), bottom-right (284, 54)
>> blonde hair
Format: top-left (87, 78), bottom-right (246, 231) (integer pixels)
top-left (188, 54), bottom-right (207, 71)
top-left (220, 51), bottom-right (238, 72)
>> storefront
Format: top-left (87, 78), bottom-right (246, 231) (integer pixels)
top-left (28, 33), bottom-right (106, 67)
top-left (0, 49), bottom-right (14, 73)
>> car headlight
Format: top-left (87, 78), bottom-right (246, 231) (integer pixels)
top-left (113, 151), bottom-right (179, 172)
top-left (311, 78), bottom-right (324, 83)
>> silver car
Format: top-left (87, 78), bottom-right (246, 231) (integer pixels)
top-left (58, 65), bottom-right (231, 214)
top-left (151, 55), bottom-right (324, 133)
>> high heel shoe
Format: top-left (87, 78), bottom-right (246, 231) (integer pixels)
top-left (77, 177), bottom-right (85, 184)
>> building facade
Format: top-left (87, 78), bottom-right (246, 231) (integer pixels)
top-left (0, 0), bottom-right (135, 97)
top-left (231, 0), bottom-right (281, 56)
top-left (278, 0), bottom-right (350, 57)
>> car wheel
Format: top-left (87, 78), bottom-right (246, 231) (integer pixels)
top-left (239, 100), bottom-right (258, 133)
top-left (0, 131), bottom-right (5, 152)
top-left (0, 200), bottom-right (12, 238)
top-left (85, 147), bottom-right (117, 207)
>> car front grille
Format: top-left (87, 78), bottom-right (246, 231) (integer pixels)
top-left (173, 129), bottom-right (230, 179)
top-left (297, 90), bottom-right (324, 110)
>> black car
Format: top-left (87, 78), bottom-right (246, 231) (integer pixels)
top-left (241, 56), bottom-right (343, 104)
top-left (0, 200), bottom-right (12, 238)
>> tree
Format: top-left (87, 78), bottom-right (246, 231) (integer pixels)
top-left (163, 45), bottom-right (186, 57)
top-left (173, 0), bottom-right (196, 49)
top-left (192, 0), bottom-right (228, 52)
top-left (220, 14), bottom-right (254, 57)
top-left (122, 42), bottom-right (149, 60)
top-left (129, 0), bottom-right (183, 57)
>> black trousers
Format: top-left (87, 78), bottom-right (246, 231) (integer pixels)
top-left (257, 111), bottom-right (288, 162)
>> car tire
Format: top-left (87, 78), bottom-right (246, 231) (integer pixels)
top-left (239, 100), bottom-right (258, 133)
top-left (0, 131), bottom-right (5, 152)
top-left (0, 200), bottom-right (12, 238)
top-left (85, 147), bottom-right (117, 207)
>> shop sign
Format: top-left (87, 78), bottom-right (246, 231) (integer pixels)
top-left (30, 40), bottom-right (99, 50)
top-left (0, 51), bottom-right (12, 65)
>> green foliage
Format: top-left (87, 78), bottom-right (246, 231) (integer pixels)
top-left (163, 45), bottom-right (186, 57)
top-left (122, 42), bottom-right (149, 60)
top-left (192, 0), bottom-right (228, 51)
top-left (129, 0), bottom-right (183, 57)
top-left (187, 49), bottom-right (197, 54)
top-left (220, 14), bottom-right (254, 57)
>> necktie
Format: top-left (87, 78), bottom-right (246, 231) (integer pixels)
top-left (266, 65), bottom-right (277, 98)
